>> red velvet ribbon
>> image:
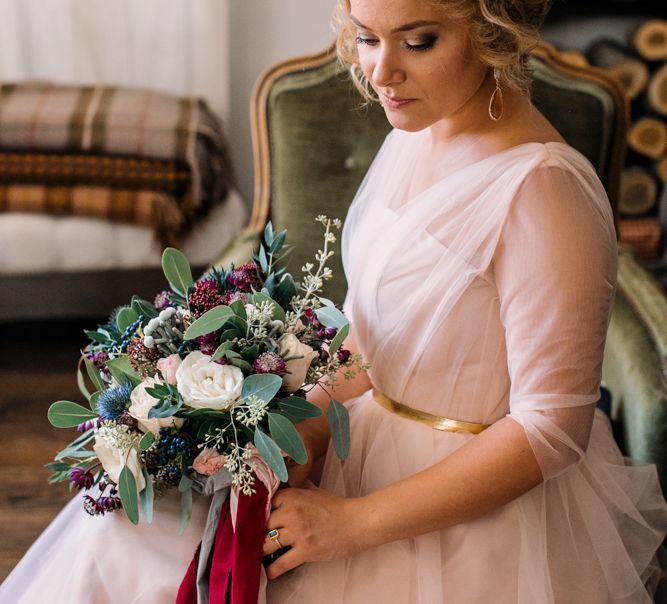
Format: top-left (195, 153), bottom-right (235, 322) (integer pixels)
top-left (176, 478), bottom-right (270, 604)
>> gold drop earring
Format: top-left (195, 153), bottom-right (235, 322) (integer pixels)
top-left (488, 68), bottom-right (503, 121)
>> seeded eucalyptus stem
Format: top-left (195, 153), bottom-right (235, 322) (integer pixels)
top-left (291, 216), bottom-right (340, 323)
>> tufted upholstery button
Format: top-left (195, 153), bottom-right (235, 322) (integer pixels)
top-left (344, 155), bottom-right (359, 170)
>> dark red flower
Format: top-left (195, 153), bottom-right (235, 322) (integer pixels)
top-left (227, 263), bottom-right (262, 293)
top-left (69, 467), bottom-right (94, 490)
top-left (252, 352), bottom-right (286, 374)
top-left (336, 349), bottom-right (351, 363)
top-left (189, 278), bottom-right (225, 319)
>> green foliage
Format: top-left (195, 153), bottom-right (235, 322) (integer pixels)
top-left (268, 413), bottom-right (307, 464)
top-left (162, 247), bottom-right (194, 296)
top-left (139, 431), bottom-right (155, 452)
top-left (106, 358), bottom-right (141, 386)
top-left (119, 466), bottom-right (139, 525)
top-left (241, 374), bottom-right (283, 403)
top-left (327, 398), bottom-right (350, 460)
top-left (254, 427), bottom-right (288, 482)
top-left (131, 296), bottom-right (158, 320)
top-left (278, 396), bottom-right (323, 421)
top-left (83, 356), bottom-right (106, 393)
top-left (48, 401), bottom-right (98, 428)
top-left (184, 306), bottom-right (233, 340)
top-left (116, 306), bottom-right (139, 333)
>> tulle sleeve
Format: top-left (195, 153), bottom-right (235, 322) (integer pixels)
top-left (493, 162), bottom-right (617, 480)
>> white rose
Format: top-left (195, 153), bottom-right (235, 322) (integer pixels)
top-left (176, 351), bottom-right (244, 410)
top-left (93, 436), bottom-right (146, 492)
top-left (278, 333), bottom-right (318, 393)
top-left (128, 376), bottom-right (184, 435)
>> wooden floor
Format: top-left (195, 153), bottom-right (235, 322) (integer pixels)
top-left (0, 319), bottom-right (95, 582)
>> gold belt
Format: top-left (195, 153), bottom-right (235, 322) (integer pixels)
top-left (372, 389), bottom-right (490, 434)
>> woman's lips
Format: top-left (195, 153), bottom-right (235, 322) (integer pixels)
top-left (380, 92), bottom-right (416, 109)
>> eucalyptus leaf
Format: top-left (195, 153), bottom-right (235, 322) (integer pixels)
top-left (178, 475), bottom-right (193, 493)
top-left (148, 398), bottom-right (183, 419)
top-left (258, 244), bottom-right (269, 273)
top-left (48, 470), bottom-right (70, 484)
top-left (119, 465), bottom-right (139, 525)
top-left (318, 297), bottom-right (336, 308)
top-left (55, 449), bottom-right (97, 460)
top-left (116, 307), bottom-right (139, 333)
top-left (45, 462), bottom-right (71, 472)
top-left (83, 355), bottom-right (106, 393)
top-left (106, 358), bottom-right (141, 386)
top-left (84, 329), bottom-right (112, 344)
top-left (225, 315), bottom-right (247, 336)
top-left (229, 357), bottom-right (254, 373)
top-left (328, 323), bottom-right (349, 357)
top-left (327, 398), bottom-right (350, 460)
top-left (219, 327), bottom-right (242, 341)
top-left (140, 468), bottom-right (154, 523)
top-left (274, 274), bottom-right (297, 307)
top-left (131, 296), bottom-right (158, 319)
top-left (315, 306), bottom-right (347, 330)
top-left (211, 341), bottom-right (234, 361)
top-left (62, 428), bottom-right (95, 452)
top-left (229, 299), bottom-right (247, 320)
top-left (268, 413), bottom-right (307, 464)
top-left (48, 401), bottom-right (98, 428)
top-left (270, 231), bottom-right (287, 254)
top-left (139, 431), bottom-right (155, 452)
top-left (76, 365), bottom-right (92, 402)
top-left (162, 247), bottom-right (194, 296)
top-left (278, 396), bottom-right (323, 421)
top-left (184, 306), bottom-right (233, 340)
top-left (264, 221), bottom-right (274, 247)
top-left (254, 427), bottom-right (288, 482)
top-left (241, 374), bottom-right (283, 403)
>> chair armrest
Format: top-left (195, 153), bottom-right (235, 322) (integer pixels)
top-left (617, 245), bottom-right (667, 377)
top-left (205, 227), bottom-right (262, 273)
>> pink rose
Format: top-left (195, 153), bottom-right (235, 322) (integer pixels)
top-left (193, 447), bottom-right (227, 476)
top-left (157, 354), bottom-right (182, 385)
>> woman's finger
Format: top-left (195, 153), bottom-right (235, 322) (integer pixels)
top-left (263, 527), bottom-right (292, 556)
top-left (266, 545), bottom-right (304, 579)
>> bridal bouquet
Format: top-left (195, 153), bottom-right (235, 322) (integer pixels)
top-left (46, 216), bottom-right (363, 531)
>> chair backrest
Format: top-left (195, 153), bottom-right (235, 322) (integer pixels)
top-left (250, 41), bottom-right (628, 302)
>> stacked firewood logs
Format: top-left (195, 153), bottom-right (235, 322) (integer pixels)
top-left (585, 19), bottom-right (667, 270)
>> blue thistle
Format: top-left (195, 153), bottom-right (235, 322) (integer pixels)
top-left (97, 381), bottom-right (133, 421)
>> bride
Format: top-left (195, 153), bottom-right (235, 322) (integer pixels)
top-left (3, 0), bottom-right (667, 602)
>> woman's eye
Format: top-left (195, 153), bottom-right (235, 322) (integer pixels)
top-left (355, 35), bottom-right (378, 47)
top-left (405, 36), bottom-right (438, 52)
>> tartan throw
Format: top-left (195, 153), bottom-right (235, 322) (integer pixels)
top-left (0, 82), bottom-right (234, 241)
top-left (0, 152), bottom-right (190, 193)
top-left (0, 184), bottom-right (184, 246)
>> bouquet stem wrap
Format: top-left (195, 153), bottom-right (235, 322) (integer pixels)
top-left (177, 466), bottom-right (277, 604)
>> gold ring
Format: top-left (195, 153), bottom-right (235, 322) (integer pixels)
top-left (267, 528), bottom-right (284, 549)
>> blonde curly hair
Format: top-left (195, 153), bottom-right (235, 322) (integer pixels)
top-left (332, 0), bottom-right (552, 101)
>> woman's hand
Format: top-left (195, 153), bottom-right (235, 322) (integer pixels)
top-left (263, 485), bottom-right (364, 579)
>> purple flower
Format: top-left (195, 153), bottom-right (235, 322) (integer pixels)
top-left (69, 467), bottom-right (94, 490)
top-left (336, 349), bottom-right (351, 363)
top-left (252, 352), bottom-right (286, 374)
top-left (154, 290), bottom-right (172, 311)
top-left (87, 350), bottom-right (111, 378)
top-left (82, 495), bottom-right (103, 516)
top-left (317, 327), bottom-right (337, 340)
top-left (77, 418), bottom-right (101, 432)
top-left (197, 332), bottom-right (219, 356)
top-left (304, 309), bottom-right (321, 327)
top-left (98, 496), bottom-right (122, 512)
top-left (227, 263), bottom-right (262, 293)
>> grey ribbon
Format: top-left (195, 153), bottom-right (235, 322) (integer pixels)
top-left (191, 470), bottom-right (234, 604)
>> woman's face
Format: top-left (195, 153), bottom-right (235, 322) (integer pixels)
top-left (349, 0), bottom-right (489, 133)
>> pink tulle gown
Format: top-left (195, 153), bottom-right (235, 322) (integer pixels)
top-left (2, 129), bottom-right (666, 604)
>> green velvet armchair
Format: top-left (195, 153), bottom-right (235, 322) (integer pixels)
top-left (213, 42), bottom-right (667, 498)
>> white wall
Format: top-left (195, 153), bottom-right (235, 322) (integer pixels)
top-left (228, 0), bottom-right (337, 208)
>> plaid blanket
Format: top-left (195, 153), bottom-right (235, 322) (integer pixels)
top-left (0, 184), bottom-right (184, 246)
top-left (0, 152), bottom-right (190, 193)
top-left (0, 82), bottom-right (234, 240)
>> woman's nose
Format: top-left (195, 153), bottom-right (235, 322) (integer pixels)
top-left (372, 48), bottom-right (405, 88)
